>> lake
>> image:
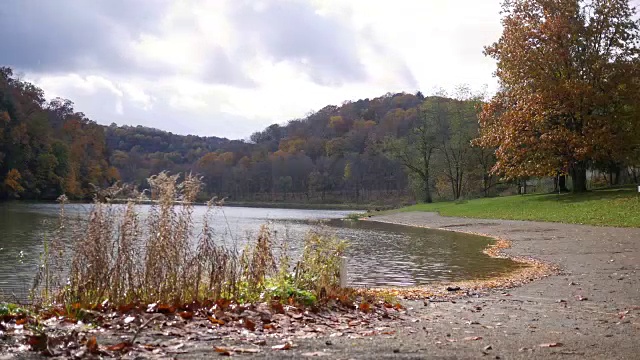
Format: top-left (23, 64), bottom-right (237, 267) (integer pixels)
top-left (0, 202), bottom-right (523, 301)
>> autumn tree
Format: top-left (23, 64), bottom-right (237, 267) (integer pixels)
top-left (476, 0), bottom-right (640, 192)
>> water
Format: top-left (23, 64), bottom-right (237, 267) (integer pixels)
top-left (0, 202), bottom-right (523, 300)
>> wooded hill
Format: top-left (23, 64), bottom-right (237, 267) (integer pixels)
top-left (1, 66), bottom-right (497, 204)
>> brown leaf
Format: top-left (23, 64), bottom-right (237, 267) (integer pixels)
top-left (359, 302), bottom-right (371, 313)
top-left (178, 311), bottom-right (194, 320)
top-left (207, 316), bottom-right (225, 326)
top-left (27, 335), bottom-right (47, 351)
top-left (464, 336), bottom-right (483, 341)
top-left (263, 324), bottom-right (274, 330)
top-left (157, 304), bottom-right (176, 314)
top-left (215, 346), bottom-right (260, 354)
top-left (302, 351), bottom-right (331, 357)
top-left (271, 302), bottom-right (285, 314)
top-left (86, 336), bottom-right (99, 354)
top-left (214, 346), bottom-right (234, 356)
top-left (118, 303), bottom-right (135, 313)
top-left (106, 342), bottom-right (131, 352)
top-left (539, 342), bottom-right (563, 348)
top-left (15, 317), bottom-right (28, 325)
top-left (272, 342), bottom-right (292, 350)
top-left (244, 318), bottom-right (256, 331)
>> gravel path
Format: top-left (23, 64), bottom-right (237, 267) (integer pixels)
top-left (249, 212), bottom-right (640, 359)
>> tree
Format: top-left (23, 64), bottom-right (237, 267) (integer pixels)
top-left (434, 88), bottom-right (483, 200)
top-left (476, 0), bottom-right (640, 192)
top-left (3, 169), bottom-right (24, 198)
top-left (387, 105), bottom-right (439, 203)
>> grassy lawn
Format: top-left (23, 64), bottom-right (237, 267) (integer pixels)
top-left (396, 187), bottom-right (640, 228)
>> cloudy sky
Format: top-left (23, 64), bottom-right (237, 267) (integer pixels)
top-left (1, 0), bottom-right (503, 139)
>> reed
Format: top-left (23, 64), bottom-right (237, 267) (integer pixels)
top-left (32, 172), bottom-right (348, 308)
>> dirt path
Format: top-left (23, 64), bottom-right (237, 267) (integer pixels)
top-left (243, 212), bottom-right (640, 359)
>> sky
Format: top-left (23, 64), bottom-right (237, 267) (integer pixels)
top-left (0, 0), bottom-right (504, 140)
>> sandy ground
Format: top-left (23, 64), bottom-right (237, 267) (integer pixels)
top-left (243, 212), bottom-right (640, 359)
top-left (4, 212), bottom-right (639, 359)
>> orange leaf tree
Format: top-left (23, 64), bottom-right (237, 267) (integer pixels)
top-left (475, 0), bottom-right (640, 192)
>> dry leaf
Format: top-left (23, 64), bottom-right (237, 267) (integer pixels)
top-left (106, 342), bottom-right (131, 352)
top-left (86, 336), bottom-right (99, 354)
top-left (302, 351), bottom-right (331, 357)
top-left (272, 342), bottom-right (292, 350)
top-left (463, 336), bottom-right (483, 341)
top-left (178, 311), bottom-right (194, 320)
top-left (207, 316), bottom-right (225, 326)
top-left (244, 318), bottom-right (256, 331)
top-left (540, 343), bottom-right (562, 347)
top-left (359, 302), bottom-right (371, 313)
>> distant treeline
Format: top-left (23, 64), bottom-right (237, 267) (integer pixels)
top-left (3, 64), bottom-right (636, 204)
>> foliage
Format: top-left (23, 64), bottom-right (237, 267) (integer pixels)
top-left (476, 0), bottom-right (640, 192)
top-left (398, 187), bottom-right (640, 227)
top-left (0, 68), bottom-right (114, 200)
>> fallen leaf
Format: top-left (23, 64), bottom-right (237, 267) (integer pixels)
top-left (106, 342), bottom-right (131, 352)
top-left (178, 311), bottom-right (194, 320)
top-left (157, 304), bottom-right (176, 314)
top-left (215, 346), bottom-right (260, 355)
top-left (15, 317), bottom-right (28, 325)
top-left (272, 342), bottom-right (292, 350)
top-left (359, 302), bottom-right (371, 313)
top-left (207, 316), bottom-right (225, 326)
top-left (27, 335), bottom-right (47, 351)
top-left (539, 342), bottom-right (563, 348)
top-left (271, 302), bottom-right (285, 314)
top-left (464, 336), bottom-right (483, 341)
top-left (86, 336), bottom-right (99, 354)
top-left (244, 318), bottom-right (256, 331)
top-left (302, 351), bottom-right (331, 357)
top-left (215, 346), bottom-right (233, 356)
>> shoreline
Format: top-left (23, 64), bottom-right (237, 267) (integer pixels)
top-left (360, 216), bottom-right (560, 300)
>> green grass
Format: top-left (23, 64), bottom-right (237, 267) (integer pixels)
top-left (392, 187), bottom-right (640, 228)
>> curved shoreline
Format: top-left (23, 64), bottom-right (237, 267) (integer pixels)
top-left (361, 215), bottom-right (560, 300)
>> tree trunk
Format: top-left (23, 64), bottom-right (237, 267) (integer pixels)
top-left (556, 175), bottom-right (569, 192)
top-left (423, 176), bottom-right (432, 203)
top-left (571, 162), bottom-right (588, 193)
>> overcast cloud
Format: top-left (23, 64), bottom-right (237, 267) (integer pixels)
top-left (0, 0), bottom-right (504, 139)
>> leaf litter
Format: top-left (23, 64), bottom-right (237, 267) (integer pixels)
top-left (0, 297), bottom-right (408, 358)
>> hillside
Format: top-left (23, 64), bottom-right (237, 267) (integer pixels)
top-left (1, 66), bottom-right (496, 204)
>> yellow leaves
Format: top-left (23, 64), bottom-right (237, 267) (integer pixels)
top-left (278, 137), bottom-right (306, 153)
top-left (3, 168), bottom-right (24, 194)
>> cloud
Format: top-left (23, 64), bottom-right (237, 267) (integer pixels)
top-left (227, 0), bottom-right (370, 86)
top-left (3, 0), bottom-right (500, 139)
top-left (0, 0), bottom-right (173, 75)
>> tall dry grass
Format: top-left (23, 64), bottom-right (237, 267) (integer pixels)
top-left (32, 172), bottom-right (347, 308)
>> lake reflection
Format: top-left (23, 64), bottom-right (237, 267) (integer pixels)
top-left (0, 203), bottom-right (523, 300)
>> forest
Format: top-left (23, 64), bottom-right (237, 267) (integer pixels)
top-left (1, 65), bottom-right (503, 204)
top-left (4, 1), bottom-right (640, 208)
